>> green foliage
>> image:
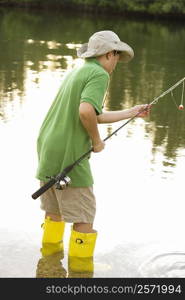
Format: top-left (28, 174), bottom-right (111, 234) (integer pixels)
top-left (149, 0), bottom-right (185, 15)
top-left (0, 0), bottom-right (185, 16)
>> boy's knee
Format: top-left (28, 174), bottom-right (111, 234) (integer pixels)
top-left (45, 212), bottom-right (62, 222)
top-left (73, 222), bottom-right (96, 233)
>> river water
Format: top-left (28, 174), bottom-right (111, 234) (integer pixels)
top-left (0, 8), bottom-right (185, 278)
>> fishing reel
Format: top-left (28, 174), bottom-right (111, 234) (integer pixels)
top-left (55, 176), bottom-right (71, 190)
top-left (46, 175), bottom-right (71, 190)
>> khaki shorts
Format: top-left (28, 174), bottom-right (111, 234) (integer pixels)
top-left (40, 181), bottom-right (96, 223)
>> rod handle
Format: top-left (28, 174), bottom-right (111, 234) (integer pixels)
top-left (31, 178), bottom-right (56, 200)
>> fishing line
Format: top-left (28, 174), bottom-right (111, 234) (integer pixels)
top-left (149, 76), bottom-right (185, 106)
top-left (32, 76), bottom-right (185, 200)
top-left (170, 79), bottom-right (184, 110)
top-left (171, 91), bottom-right (179, 109)
top-left (104, 77), bottom-right (185, 141)
top-left (180, 80), bottom-right (184, 109)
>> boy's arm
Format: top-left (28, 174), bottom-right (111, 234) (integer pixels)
top-left (97, 105), bottom-right (151, 124)
top-left (79, 102), bottom-right (105, 152)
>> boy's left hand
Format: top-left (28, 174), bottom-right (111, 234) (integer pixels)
top-left (132, 104), bottom-right (152, 118)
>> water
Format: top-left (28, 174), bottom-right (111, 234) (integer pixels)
top-left (0, 8), bottom-right (185, 278)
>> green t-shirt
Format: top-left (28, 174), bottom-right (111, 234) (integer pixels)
top-left (36, 58), bottom-right (110, 187)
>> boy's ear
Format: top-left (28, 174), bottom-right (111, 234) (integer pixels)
top-left (105, 52), bottom-right (111, 60)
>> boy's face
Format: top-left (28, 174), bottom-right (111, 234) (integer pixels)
top-left (106, 51), bottom-right (120, 74)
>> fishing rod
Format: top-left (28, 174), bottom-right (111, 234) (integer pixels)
top-left (31, 76), bottom-right (185, 200)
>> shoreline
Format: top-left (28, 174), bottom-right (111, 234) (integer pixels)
top-left (0, 1), bottom-right (185, 21)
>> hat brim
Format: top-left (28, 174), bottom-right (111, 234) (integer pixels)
top-left (77, 41), bottom-right (134, 63)
top-left (114, 41), bottom-right (134, 63)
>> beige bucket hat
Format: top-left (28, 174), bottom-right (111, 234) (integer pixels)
top-left (77, 30), bottom-right (134, 63)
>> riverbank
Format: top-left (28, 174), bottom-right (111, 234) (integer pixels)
top-left (0, 0), bottom-right (185, 20)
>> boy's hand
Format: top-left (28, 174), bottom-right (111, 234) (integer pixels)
top-left (132, 104), bottom-right (152, 118)
top-left (92, 139), bottom-right (105, 153)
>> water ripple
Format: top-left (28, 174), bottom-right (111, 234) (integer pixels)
top-left (139, 252), bottom-right (185, 277)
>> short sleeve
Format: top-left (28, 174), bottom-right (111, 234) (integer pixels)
top-left (80, 72), bottom-right (109, 115)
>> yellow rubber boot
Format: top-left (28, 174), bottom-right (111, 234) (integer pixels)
top-left (36, 217), bottom-right (66, 277)
top-left (41, 217), bottom-right (65, 257)
top-left (68, 228), bottom-right (97, 277)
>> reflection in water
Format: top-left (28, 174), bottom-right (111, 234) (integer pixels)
top-left (0, 8), bottom-right (184, 162)
top-left (36, 254), bottom-right (94, 278)
top-left (68, 256), bottom-right (94, 278)
top-left (35, 216), bottom-right (95, 278)
top-left (36, 251), bottom-right (67, 278)
top-left (35, 252), bottom-right (94, 278)
top-left (0, 229), bottom-right (185, 277)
